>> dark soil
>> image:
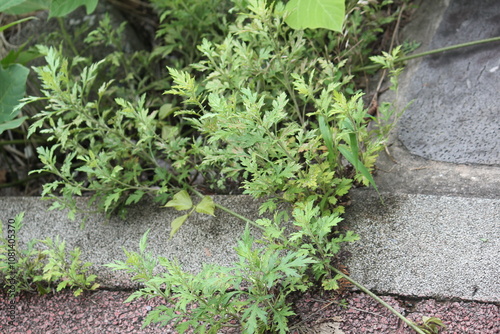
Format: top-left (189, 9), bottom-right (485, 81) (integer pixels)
top-left (2, 288), bottom-right (498, 333)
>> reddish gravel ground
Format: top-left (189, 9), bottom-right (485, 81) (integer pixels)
top-left (1, 288), bottom-right (498, 333)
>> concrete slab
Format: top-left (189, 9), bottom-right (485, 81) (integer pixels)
top-left (342, 191), bottom-right (499, 303)
top-left (397, 0), bottom-right (500, 165)
top-left (370, 137), bottom-right (500, 198)
top-left (339, 0), bottom-right (500, 305)
top-left (0, 196), bottom-right (276, 289)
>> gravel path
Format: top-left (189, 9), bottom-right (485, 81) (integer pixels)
top-left (2, 288), bottom-right (498, 333)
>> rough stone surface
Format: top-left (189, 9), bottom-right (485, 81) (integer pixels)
top-left (398, 0), bottom-right (500, 165)
top-left (342, 191), bottom-right (500, 303)
top-left (0, 195), bottom-right (278, 289)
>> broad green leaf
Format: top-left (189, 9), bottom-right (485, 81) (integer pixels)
top-left (195, 196), bottom-right (215, 216)
top-left (0, 117), bottom-right (27, 134)
top-left (164, 190), bottom-right (193, 211)
top-left (49, 0), bottom-right (98, 18)
top-left (285, 0), bottom-right (345, 32)
top-left (0, 64), bottom-right (29, 134)
top-left (1, 47), bottom-right (42, 67)
top-left (170, 214), bottom-right (188, 238)
top-left (318, 115), bottom-right (335, 166)
top-left (3, 0), bottom-right (50, 14)
top-left (0, 0), bottom-right (26, 12)
top-left (338, 144), bottom-right (378, 193)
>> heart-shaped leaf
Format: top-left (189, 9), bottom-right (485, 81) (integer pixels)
top-left (195, 196), bottom-right (215, 216)
top-left (164, 190), bottom-right (193, 211)
top-left (285, 0), bottom-right (345, 32)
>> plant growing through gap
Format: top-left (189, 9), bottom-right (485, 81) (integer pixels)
top-left (0, 212), bottom-right (99, 297)
top-left (106, 2), bottom-right (428, 333)
top-left (14, 0), bottom-right (437, 332)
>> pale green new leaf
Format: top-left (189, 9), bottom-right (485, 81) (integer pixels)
top-left (163, 190), bottom-right (193, 211)
top-left (322, 277), bottom-right (340, 290)
top-left (170, 214), bottom-right (188, 238)
top-left (139, 229), bottom-right (150, 253)
top-left (195, 196), bottom-right (215, 216)
top-left (285, 0), bottom-right (345, 32)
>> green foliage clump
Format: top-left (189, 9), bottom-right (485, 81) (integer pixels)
top-left (14, 0), bottom-right (419, 332)
top-left (150, 0), bottom-right (234, 69)
top-left (24, 43), bottom-right (198, 219)
top-left (23, 0), bottom-right (404, 220)
top-left (107, 202), bottom-right (358, 333)
top-left (168, 0), bottom-right (394, 214)
top-left (0, 213), bottom-right (99, 297)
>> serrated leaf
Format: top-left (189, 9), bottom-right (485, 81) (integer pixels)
top-left (170, 214), bottom-right (188, 238)
top-left (259, 199), bottom-right (277, 215)
top-left (322, 277), bottom-right (340, 290)
top-left (139, 229), bottom-right (150, 253)
top-left (285, 0), bottom-right (345, 32)
top-left (57, 280), bottom-right (69, 291)
top-left (103, 190), bottom-right (122, 212)
top-left (195, 196), bottom-right (215, 216)
top-left (243, 302), bottom-right (268, 333)
top-left (125, 190), bottom-right (145, 206)
top-left (164, 190), bottom-right (193, 211)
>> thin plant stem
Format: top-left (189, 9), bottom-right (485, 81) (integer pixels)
top-left (189, 186), bottom-right (272, 235)
top-left (330, 266), bottom-right (426, 334)
top-left (190, 186), bottom-right (426, 333)
top-left (57, 18), bottom-right (79, 56)
top-left (355, 36), bottom-right (500, 72)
